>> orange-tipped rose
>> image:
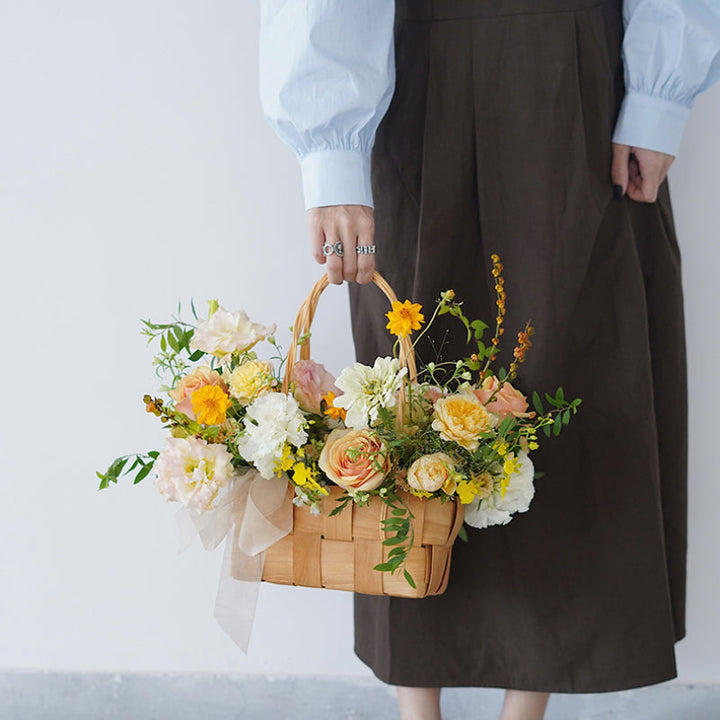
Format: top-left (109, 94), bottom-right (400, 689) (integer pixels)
top-left (472, 376), bottom-right (534, 419)
top-left (319, 428), bottom-right (390, 492)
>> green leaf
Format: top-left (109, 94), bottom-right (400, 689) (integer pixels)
top-left (382, 536), bottom-right (405, 546)
top-left (133, 464), bottom-right (153, 484)
top-left (544, 392), bottom-right (558, 407)
top-left (457, 525), bottom-right (468, 542)
top-left (498, 366), bottom-right (507, 381)
top-left (403, 570), bottom-right (417, 589)
top-left (533, 471), bottom-right (546, 480)
top-left (188, 350), bottom-right (204, 362)
top-left (148, 451), bottom-right (160, 459)
top-left (543, 424), bottom-right (552, 437)
top-left (167, 332), bottom-right (180, 352)
top-left (388, 547), bottom-right (406, 558)
top-left (373, 562), bottom-right (395, 572)
top-left (391, 508), bottom-right (406, 516)
top-left (562, 409), bottom-right (570, 425)
top-left (553, 414), bottom-right (562, 436)
top-left (160, 335), bottom-right (167, 352)
top-left (532, 391), bottom-right (544, 415)
top-left (556, 386), bottom-right (565, 402)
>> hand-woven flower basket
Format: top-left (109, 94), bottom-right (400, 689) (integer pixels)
top-left (258, 271), bottom-right (464, 598)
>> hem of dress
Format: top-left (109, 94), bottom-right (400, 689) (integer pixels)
top-left (353, 646), bottom-right (679, 694)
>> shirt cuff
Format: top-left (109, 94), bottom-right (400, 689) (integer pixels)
top-left (299, 149), bottom-right (373, 211)
top-left (611, 91), bottom-right (692, 157)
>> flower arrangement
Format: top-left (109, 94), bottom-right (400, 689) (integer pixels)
top-left (99, 256), bottom-right (580, 594)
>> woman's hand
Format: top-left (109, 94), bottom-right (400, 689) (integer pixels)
top-left (611, 143), bottom-right (675, 203)
top-left (307, 204), bottom-right (376, 285)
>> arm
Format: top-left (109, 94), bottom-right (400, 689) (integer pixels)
top-left (612, 0), bottom-right (720, 156)
top-left (258, 0), bottom-right (396, 212)
top-left (611, 0), bottom-right (720, 202)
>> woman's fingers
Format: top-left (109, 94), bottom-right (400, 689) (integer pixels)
top-left (611, 142), bottom-right (674, 204)
top-left (611, 142), bottom-right (630, 198)
top-left (307, 204), bottom-right (376, 284)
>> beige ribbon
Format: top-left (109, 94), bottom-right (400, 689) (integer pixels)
top-left (175, 469), bottom-right (292, 652)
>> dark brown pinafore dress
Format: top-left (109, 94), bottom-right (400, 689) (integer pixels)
top-left (347, 0), bottom-right (687, 692)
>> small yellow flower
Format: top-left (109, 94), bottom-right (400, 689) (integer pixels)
top-left (456, 480), bottom-right (477, 505)
top-left (529, 441), bottom-right (539, 450)
top-left (385, 299), bottom-right (424, 338)
top-left (292, 462), bottom-right (314, 486)
top-left (275, 444), bottom-right (294, 474)
top-left (493, 440), bottom-right (509, 457)
top-left (190, 385), bottom-right (231, 425)
top-left (503, 456), bottom-right (520, 475)
top-left (322, 391), bottom-right (347, 421)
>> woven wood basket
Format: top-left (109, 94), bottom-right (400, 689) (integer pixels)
top-left (257, 271), bottom-right (465, 598)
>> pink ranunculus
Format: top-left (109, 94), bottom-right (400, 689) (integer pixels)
top-left (423, 385), bottom-right (446, 403)
top-left (169, 366), bottom-right (228, 420)
top-left (290, 359), bottom-right (339, 415)
top-left (472, 375), bottom-right (535, 419)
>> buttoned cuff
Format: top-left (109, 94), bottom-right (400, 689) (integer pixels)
top-left (611, 91), bottom-right (692, 157)
top-left (299, 148), bottom-right (373, 211)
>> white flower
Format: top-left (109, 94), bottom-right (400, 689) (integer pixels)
top-left (236, 392), bottom-right (308, 479)
top-left (463, 451), bottom-right (535, 529)
top-left (333, 357), bottom-right (407, 429)
top-left (190, 307), bottom-right (276, 358)
top-left (153, 436), bottom-right (234, 513)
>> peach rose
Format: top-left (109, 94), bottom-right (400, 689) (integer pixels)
top-left (228, 360), bottom-right (275, 404)
top-left (472, 376), bottom-right (534, 419)
top-left (318, 428), bottom-right (390, 492)
top-left (407, 452), bottom-right (456, 493)
top-left (290, 359), bottom-right (339, 415)
top-left (169, 366), bottom-right (228, 420)
top-left (431, 393), bottom-right (496, 451)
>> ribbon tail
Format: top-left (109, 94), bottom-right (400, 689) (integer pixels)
top-left (213, 526), bottom-right (264, 653)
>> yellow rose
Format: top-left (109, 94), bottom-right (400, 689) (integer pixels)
top-left (406, 452), bottom-right (456, 493)
top-left (431, 393), bottom-right (495, 451)
top-left (318, 428), bottom-right (390, 492)
top-left (228, 360), bottom-right (275, 404)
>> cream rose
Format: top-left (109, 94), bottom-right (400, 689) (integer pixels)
top-left (406, 452), bottom-right (456, 493)
top-left (431, 392), bottom-right (496, 451)
top-left (228, 360), bottom-right (275, 404)
top-left (318, 428), bottom-right (390, 492)
top-left (169, 366), bottom-right (227, 420)
top-left (472, 376), bottom-right (534, 419)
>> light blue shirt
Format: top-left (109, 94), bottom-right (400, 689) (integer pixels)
top-left (259, 0), bottom-right (720, 211)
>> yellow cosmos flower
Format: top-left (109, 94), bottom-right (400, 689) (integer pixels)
top-left (322, 391), bottom-right (346, 421)
top-left (385, 300), bottom-right (424, 338)
top-left (190, 384), bottom-right (231, 425)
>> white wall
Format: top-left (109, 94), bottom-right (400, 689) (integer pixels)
top-left (0, 0), bottom-right (718, 680)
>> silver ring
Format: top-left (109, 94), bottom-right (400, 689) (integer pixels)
top-left (322, 241), bottom-right (344, 257)
top-left (356, 245), bottom-right (376, 254)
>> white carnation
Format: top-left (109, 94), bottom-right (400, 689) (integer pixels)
top-left (153, 436), bottom-right (234, 513)
top-left (334, 356), bottom-right (407, 429)
top-left (463, 450), bottom-right (535, 529)
top-left (190, 307), bottom-right (276, 358)
top-left (236, 392), bottom-right (308, 479)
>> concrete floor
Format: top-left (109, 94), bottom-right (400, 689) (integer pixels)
top-left (1, 672), bottom-right (718, 720)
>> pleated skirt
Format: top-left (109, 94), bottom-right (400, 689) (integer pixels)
top-left (347, 0), bottom-right (687, 693)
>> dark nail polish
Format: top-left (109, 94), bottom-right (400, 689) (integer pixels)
top-left (613, 183), bottom-right (624, 201)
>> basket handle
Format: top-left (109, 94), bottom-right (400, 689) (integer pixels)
top-left (281, 271), bottom-right (418, 419)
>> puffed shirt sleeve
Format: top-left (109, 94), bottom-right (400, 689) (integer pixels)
top-left (612, 0), bottom-right (720, 156)
top-left (258, 1), bottom-right (396, 211)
